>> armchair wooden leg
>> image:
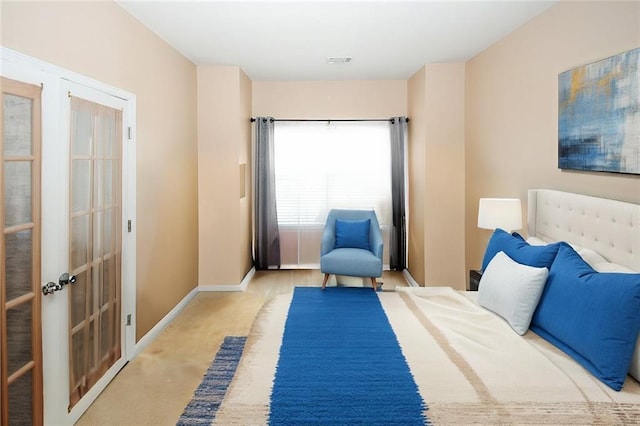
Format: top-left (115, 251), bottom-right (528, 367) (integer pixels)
top-left (322, 273), bottom-right (331, 290)
top-left (370, 277), bottom-right (377, 291)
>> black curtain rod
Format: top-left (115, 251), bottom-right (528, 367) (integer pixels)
top-left (250, 117), bottom-right (409, 123)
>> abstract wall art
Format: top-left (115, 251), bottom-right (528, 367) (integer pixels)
top-left (558, 48), bottom-right (639, 175)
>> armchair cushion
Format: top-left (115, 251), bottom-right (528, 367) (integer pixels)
top-left (320, 209), bottom-right (384, 279)
top-left (334, 219), bottom-right (371, 250)
top-left (321, 248), bottom-right (382, 278)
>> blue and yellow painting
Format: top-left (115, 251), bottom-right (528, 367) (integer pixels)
top-left (558, 48), bottom-right (639, 174)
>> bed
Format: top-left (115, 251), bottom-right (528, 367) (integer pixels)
top-left (213, 189), bottom-right (640, 424)
top-left (392, 189), bottom-right (640, 423)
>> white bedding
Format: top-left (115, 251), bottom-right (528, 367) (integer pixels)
top-left (389, 286), bottom-right (640, 423)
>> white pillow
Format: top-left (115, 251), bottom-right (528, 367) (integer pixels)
top-left (593, 262), bottom-right (635, 273)
top-left (574, 247), bottom-right (608, 268)
top-left (478, 251), bottom-right (549, 335)
top-left (525, 236), bottom-right (548, 246)
top-left (526, 237), bottom-right (611, 269)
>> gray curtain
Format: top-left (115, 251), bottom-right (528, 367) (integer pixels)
top-left (390, 117), bottom-right (408, 270)
top-left (254, 117), bottom-right (281, 269)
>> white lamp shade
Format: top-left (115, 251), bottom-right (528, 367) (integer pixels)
top-left (477, 198), bottom-right (522, 232)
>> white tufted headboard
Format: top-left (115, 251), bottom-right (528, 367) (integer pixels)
top-left (528, 189), bottom-right (640, 272)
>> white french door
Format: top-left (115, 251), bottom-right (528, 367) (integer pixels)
top-left (1, 76), bottom-right (44, 426)
top-left (1, 48), bottom-right (136, 425)
top-left (41, 80), bottom-right (131, 425)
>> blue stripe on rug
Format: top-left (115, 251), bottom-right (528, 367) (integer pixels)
top-left (270, 287), bottom-right (428, 425)
top-left (176, 336), bottom-right (246, 426)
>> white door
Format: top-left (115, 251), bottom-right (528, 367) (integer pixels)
top-left (39, 79), bottom-right (134, 425)
top-left (2, 49), bottom-right (136, 425)
top-left (1, 76), bottom-right (44, 426)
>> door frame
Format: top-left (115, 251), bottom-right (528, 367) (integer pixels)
top-left (0, 47), bottom-right (137, 425)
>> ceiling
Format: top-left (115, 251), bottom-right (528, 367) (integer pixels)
top-left (116, 0), bottom-right (557, 81)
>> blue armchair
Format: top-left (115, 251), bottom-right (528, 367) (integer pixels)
top-left (320, 209), bottom-right (383, 290)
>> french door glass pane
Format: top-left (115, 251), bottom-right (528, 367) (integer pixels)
top-left (6, 302), bottom-right (32, 376)
top-left (8, 370), bottom-right (32, 426)
top-left (91, 266), bottom-right (100, 315)
top-left (88, 321), bottom-right (95, 370)
top-left (71, 330), bottom-right (84, 387)
top-left (4, 230), bottom-right (32, 300)
top-left (3, 94), bottom-right (32, 157)
top-left (104, 209), bottom-right (112, 253)
top-left (94, 159), bottom-right (103, 208)
top-left (72, 108), bottom-right (93, 157)
top-left (71, 160), bottom-right (91, 213)
top-left (102, 257), bottom-right (112, 305)
top-left (103, 160), bottom-right (113, 206)
top-left (97, 114), bottom-right (116, 157)
top-left (3, 161), bottom-right (32, 227)
top-left (93, 211), bottom-right (103, 260)
top-left (71, 215), bottom-right (89, 271)
top-left (71, 271), bottom-right (87, 328)
top-left (100, 310), bottom-right (110, 358)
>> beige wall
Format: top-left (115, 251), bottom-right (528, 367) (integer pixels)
top-left (465, 1), bottom-right (640, 276)
top-left (1, 1), bottom-right (199, 339)
top-left (239, 71), bottom-right (254, 277)
top-left (407, 69), bottom-right (427, 284)
top-left (253, 80), bottom-right (407, 118)
top-left (197, 66), bottom-right (253, 285)
top-left (408, 64), bottom-right (466, 288)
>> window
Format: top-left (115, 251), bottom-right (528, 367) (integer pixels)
top-left (273, 120), bottom-right (392, 267)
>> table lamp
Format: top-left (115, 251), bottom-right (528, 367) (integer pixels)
top-left (477, 198), bottom-right (522, 232)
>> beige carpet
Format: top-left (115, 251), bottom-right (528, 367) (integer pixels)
top-left (75, 270), bottom-right (408, 425)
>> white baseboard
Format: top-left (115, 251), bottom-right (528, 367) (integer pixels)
top-left (133, 267), bottom-right (256, 357)
top-left (402, 269), bottom-right (421, 287)
top-left (133, 267), bottom-right (255, 357)
top-left (133, 287), bottom-right (198, 357)
top-left (198, 267), bottom-right (255, 292)
top-left (198, 284), bottom-right (243, 291)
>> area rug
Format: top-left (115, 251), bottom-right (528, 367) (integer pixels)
top-left (270, 287), bottom-right (427, 425)
top-left (212, 287), bottom-right (429, 425)
top-left (176, 336), bottom-right (247, 426)
top-left (209, 286), bottom-right (640, 425)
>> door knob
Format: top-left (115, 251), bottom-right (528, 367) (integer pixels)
top-left (59, 273), bottom-right (77, 287)
top-left (42, 281), bottom-right (61, 296)
top-left (41, 273), bottom-right (77, 296)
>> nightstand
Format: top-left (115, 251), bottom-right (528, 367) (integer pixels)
top-left (468, 269), bottom-right (482, 291)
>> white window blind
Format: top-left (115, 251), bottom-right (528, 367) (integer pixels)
top-left (273, 120), bottom-right (392, 267)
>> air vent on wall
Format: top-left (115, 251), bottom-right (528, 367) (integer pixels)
top-left (327, 57), bottom-right (352, 64)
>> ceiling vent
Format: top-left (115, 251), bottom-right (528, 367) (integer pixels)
top-left (327, 57), bottom-right (352, 64)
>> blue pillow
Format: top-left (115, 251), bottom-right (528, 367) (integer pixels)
top-left (334, 219), bottom-right (371, 250)
top-left (481, 229), bottom-right (561, 271)
top-left (530, 243), bottom-right (640, 391)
